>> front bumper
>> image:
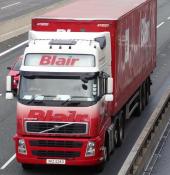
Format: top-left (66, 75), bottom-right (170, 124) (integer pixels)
top-left (14, 134), bottom-right (104, 166)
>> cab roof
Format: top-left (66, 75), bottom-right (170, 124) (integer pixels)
top-left (39, 0), bottom-right (150, 20)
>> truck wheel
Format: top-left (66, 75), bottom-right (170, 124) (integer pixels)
top-left (103, 135), bottom-right (110, 161)
top-left (134, 88), bottom-right (143, 117)
top-left (145, 88), bottom-right (149, 106)
top-left (111, 130), bottom-right (116, 154)
top-left (115, 117), bottom-right (124, 147)
top-left (142, 84), bottom-right (146, 110)
top-left (21, 163), bottom-right (33, 170)
top-left (145, 80), bottom-right (150, 106)
top-left (94, 142), bottom-right (108, 173)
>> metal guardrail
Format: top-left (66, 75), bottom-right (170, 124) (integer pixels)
top-left (118, 88), bottom-right (170, 175)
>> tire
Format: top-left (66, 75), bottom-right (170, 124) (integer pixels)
top-left (145, 80), bottom-right (150, 106)
top-left (111, 130), bottom-right (116, 154)
top-left (94, 143), bottom-right (108, 173)
top-left (141, 84), bottom-right (146, 110)
top-left (103, 135), bottom-right (110, 161)
top-left (115, 117), bottom-right (124, 147)
top-left (21, 163), bottom-right (33, 170)
top-left (134, 88), bottom-right (143, 117)
top-left (145, 88), bottom-right (149, 105)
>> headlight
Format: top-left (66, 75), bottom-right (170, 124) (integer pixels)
top-left (18, 139), bottom-right (27, 155)
top-left (85, 141), bottom-right (95, 157)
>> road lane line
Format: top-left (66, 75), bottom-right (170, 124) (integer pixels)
top-left (1, 2), bottom-right (21, 10)
top-left (157, 22), bottom-right (165, 28)
top-left (168, 17), bottom-right (170, 20)
top-left (0, 40), bottom-right (28, 57)
top-left (0, 154), bottom-right (16, 170)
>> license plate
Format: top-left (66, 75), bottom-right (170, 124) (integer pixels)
top-left (46, 159), bottom-right (66, 165)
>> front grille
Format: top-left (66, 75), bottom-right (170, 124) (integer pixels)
top-left (30, 140), bottom-right (83, 148)
top-left (25, 122), bottom-right (88, 135)
top-left (32, 150), bottom-right (80, 158)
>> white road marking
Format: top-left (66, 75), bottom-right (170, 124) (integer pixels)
top-left (168, 17), bottom-right (170, 20)
top-left (0, 40), bottom-right (28, 57)
top-left (1, 2), bottom-right (21, 10)
top-left (0, 154), bottom-right (16, 170)
top-left (157, 22), bottom-right (165, 28)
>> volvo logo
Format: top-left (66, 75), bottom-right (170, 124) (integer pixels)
top-left (40, 123), bottom-right (73, 133)
top-left (54, 124), bottom-right (60, 130)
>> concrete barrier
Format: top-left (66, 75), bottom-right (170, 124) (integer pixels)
top-left (118, 88), bottom-right (170, 175)
top-left (0, 0), bottom-right (75, 42)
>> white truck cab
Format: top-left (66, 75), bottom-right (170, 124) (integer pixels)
top-left (6, 31), bottom-right (113, 102)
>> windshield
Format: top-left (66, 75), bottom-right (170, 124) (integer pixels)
top-left (19, 75), bottom-right (98, 106)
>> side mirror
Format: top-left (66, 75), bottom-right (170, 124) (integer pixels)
top-left (6, 76), bottom-right (14, 100)
top-left (107, 77), bottom-right (113, 94)
top-left (104, 94), bottom-right (114, 102)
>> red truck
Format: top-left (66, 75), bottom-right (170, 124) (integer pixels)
top-left (6, 0), bottom-right (156, 172)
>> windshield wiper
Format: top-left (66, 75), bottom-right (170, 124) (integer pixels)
top-left (26, 95), bottom-right (59, 104)
top-left (25, 95), bottom-right (45, 105)
top-left (61, 96), bottom-right (83, 106)
top-left (61, 97), bottom-right (72, 106)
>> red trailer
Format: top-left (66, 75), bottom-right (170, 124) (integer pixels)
top-left (32, 0), bottom-right (157, 116)
top-left (6, 0), bottom-right (156, 172)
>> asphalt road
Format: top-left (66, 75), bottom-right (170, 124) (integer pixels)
top-left (0, 0), bottom-right (170, 175)
top-left (0, 0), bottom-right (63, 22)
